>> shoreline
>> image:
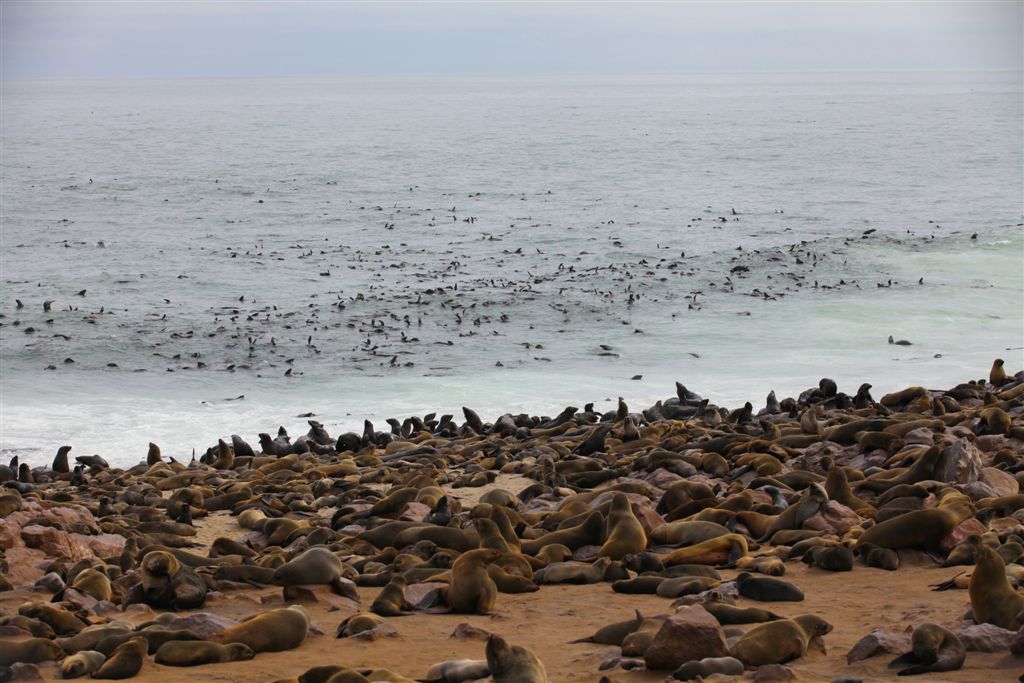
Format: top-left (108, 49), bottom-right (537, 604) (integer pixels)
top-left (1, 365), bottom-right (1022, 681)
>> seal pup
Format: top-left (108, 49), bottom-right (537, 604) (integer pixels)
top-left (60, 650), bottom-right (106, 678)
top-left (673, 656), bottom-right (745, 680)
top-left (888, 623), bottom-right (965, 676)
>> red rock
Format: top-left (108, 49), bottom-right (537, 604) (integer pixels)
top-left (4, 547), bottom-right (47, 586)
top-left (803, 501), bottom-right (862, 535)
top-left (953, 623), bottom-right (1018, 652)
top-left (903, 428), bottom-right (936, 446)
top-left (974, 435), bottom-right (1008, 454)
top-left (753, 664), bottom-right (798, 682)
top-left (644, 468), bottom-right (683, 490)
top-left (934, 440), bottom-right (983, 484)
top-left (642, 604), bottom-right (728, 670)
top-left (399, 502), bottom-right (431, 522)
top-left (158, 612), bottom-right (237, 638)
top-left (450, 622), bottom-right (492, 640)
top-left (71, 533), bottom-right (125, 558)
top-left (846, 630), bottom-right (911, 663)
top-left (980, 467), bottom-right (1019, 497)
top-left (1011, 626), bottom-right (1023, 656)
top-left (21, 525), bottom-right (92, 560)
top-left (940, 517), bottom-right (987, 553)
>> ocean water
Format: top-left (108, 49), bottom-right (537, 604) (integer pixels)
top-left (1, 71), bottom-right (1021, 467)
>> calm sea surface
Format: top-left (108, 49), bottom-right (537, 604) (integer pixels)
top-left (1, 72), bottom-right (1021, 466)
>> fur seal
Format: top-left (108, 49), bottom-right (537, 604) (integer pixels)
top-left (673, 656), bottom-right (744, 680)
top-left (272, 547), bottom-right (357, 599)
top-left (448, 548), bottom-right (501, 614)
top-left (138, 549), bottom-right (206, 609)
top-left (969, 546), bottom-right (1024, 630)
top-left (92, 636), bottom-right (147, 679)
top-left (857, 500), bottom-right (974, 551)
top-left (661, 534), bottom-right (748, 566)
top-left (730, 614), bottom-right (833, 666)
top-left (0, 636), bottom-right (63, 666)
top-left (888, 623), bottom-right (965, 676)
top-left (485, 634), bottom-right (550, 683)
top-left (420, 659), bottom-right (491, 683)
top-left (371, 575), bottom-right (415, 616)
top-left (154, 640), bottom-right (255, 666)
top-left (336, 612), bottom-right (386, 638)
top-left (60, 650), bottom-right (106, 678)
top-left (595, 493), bottom-right (647, 560)
top-left (735, 572), bottom-right (804, 601)
top-left (212, 605), bottom-right (310, 652)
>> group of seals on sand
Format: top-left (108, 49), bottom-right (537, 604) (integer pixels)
top-left (1, 360), bottom-right (1022, 680)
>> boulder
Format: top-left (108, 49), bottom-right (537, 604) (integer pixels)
top-left (399, 502), bottom-right (431, 522)
top-left (940, 517), bottom-right (988, 553)
top-left (934, 440), bottom-right (983, 484)
top-left (21, 525), bottom-right (92, 560)
top-left (642, 604), bottom-right (729, 670)
top-left (3, 547), bottom-right (47, 586)
top-left (754, 664), bottom-right (798, 682)
top-left (155, 612), bottom-right (237, 639)
top-left (952, 623), bottom-right (1018, 652)
top-left (804, 501), bottom-right (862, 535)
top-left (903, 428), bottom-right (935, 446)
top-left (1012, 625), bottom-right (1024, 656)
top-left (72, 533), bottom-right (125, 558)
top-left (980, 467), bottom-right (1019, 497)
top-left (846, 630), bottom-right (911, 663)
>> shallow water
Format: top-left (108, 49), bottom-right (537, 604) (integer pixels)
top-left (1, 72), bottom-right (1021, 466)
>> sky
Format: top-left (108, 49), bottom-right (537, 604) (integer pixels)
top-left (1, 1), bottom-right (1021, 80)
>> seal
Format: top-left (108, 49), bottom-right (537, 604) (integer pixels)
top-left (421, 659), bottom-right (491, 683)
top-left (336, 612), bottom-right (386, 638)
top-left (0, 637), bottom-right (63, 666)
top-left (990, 358), bottom-right (1007, 386)
top-left (70, 567), bottom-right (113, 601)
top-left (856, 500), bottom-right (974, 551)
top-left (371, 575), bottom-right (415, 616)
top-left (137, 549), bottom-right (207, 609)
top-left (673, 656), bottom-right (745, 680)
top-left (60, 650), bottom-right (106, 678)
top-left (969, 545), bottom-right (1024, 630)
top-left (570, 613), bottom-right (642, 645)
top-left (52, 445), bottom-right (72, 473)
top-left (735, 572), bottom-right (805, 601)
top-left (272, 547), bottom-right (358, 599)
top-left (91, 636), bottom-right (147, 679)
top-left (703, 601), bottom-right (782, 625)
top-left (154, 640), bottom-right (255, 666)
top-left (595, 493), bottom-right (647, 560)
top-left (888, 622), bottom-right (965, 676)
top-left (730, 614), bottom-right (833, 666)
top-left (211, 605), bottom-right (310, 653)
top-left (485, 634), bottom-right (550, 683)
top-left (661, 533), bottom-right (748, 566)
top-left (447, 548), bottom-right (501, 614)
top-left (803, 544), bottom-right (854, 572)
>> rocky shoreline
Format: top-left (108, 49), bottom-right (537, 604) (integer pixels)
top-left (1, 363), bottom-right (1023, 681)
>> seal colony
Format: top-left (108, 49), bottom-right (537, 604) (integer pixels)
top-left (0, 365), bottom-right (1023, 681)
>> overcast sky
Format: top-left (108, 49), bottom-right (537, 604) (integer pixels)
top-left (2, 1), bottom-right (1021, 80)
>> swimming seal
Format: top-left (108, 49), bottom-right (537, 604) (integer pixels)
top-left (154, 640), bottom-right (255, 666)
top-left (485, 633), bottom-right (550, 683)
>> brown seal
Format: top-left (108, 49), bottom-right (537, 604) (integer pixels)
top-left (92, 636), bottom-right (147, 679)
top-left (730, 614), bottom-right (833, 666)
top-left (595, 493), bottom-right (647, 560)
top-left (888, 622), bottom-right (965, 675)
top-left (485, 633), bottom-right (550, 682)
top-left (447, 548), bottom-right (501, 614)
top-left (60, 650), bottom-right (106, 678)
top-left (211, 605), bottom-right (310, 652)
top-left (969, 545), bottom-right (1024, 630)
top-left (0, 636), bottom-right (63, 666)
top-left (154, 640), bottom-right (255, 666)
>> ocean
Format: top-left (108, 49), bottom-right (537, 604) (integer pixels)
top-left (1, 71), bottom-right (1021, 467)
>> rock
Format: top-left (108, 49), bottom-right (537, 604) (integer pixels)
top-left (3, 547), bottom-right (47, 586)
top-left (587, 492), bottom-right (665, 535)
top-left (73, 533), bottom-right (125, 558)
top-left (349, 622), bottom-right (399, 640)
top-left (981, 467), bottom-right (1019, 497)
top-left (903, 428), bottom-right (935, 446)
top-left (642, 604), bottom-right (728, 670)
top-left (952, 623), bottom-right (1018, 652)
top-left (7, 663), bottom-right (43, 681)
top-left (399, 502), bottom-right (431, 522)
top-left (280, 584), bottom-right (359, 611)
top-left (60, 588), bottom-right (100, 613)
top-left (644, 468), bottom-right (683, 490)
top-left (20, 525), bottom-right (92, 560)
top-left (940, 517), bottom-right (987, 553)
top-left (156, 612), bottom-right (237, 639)
top-left (754, 664), bottom-right (798, 682)
top-left (934, 440), bottom-right (983, 484)
top-left (672, 584), bottom-right (740, 608)
top-left (450, 623), bottom-right (492, 640)
top-left (804, 501), bottom-right (862, 535)
top-left (958, 481), bottom-right (999, 501)
top-left (0, 517), bottom-right (24, 550)
top-left (974, 435), bottom-right (1008, 454)
top-left (405, 581), bottom-right (448, 608)
top-left (846, 630), bottom-right (911, 663)
top-left (1011, 625), bottom-right (1023, 656)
